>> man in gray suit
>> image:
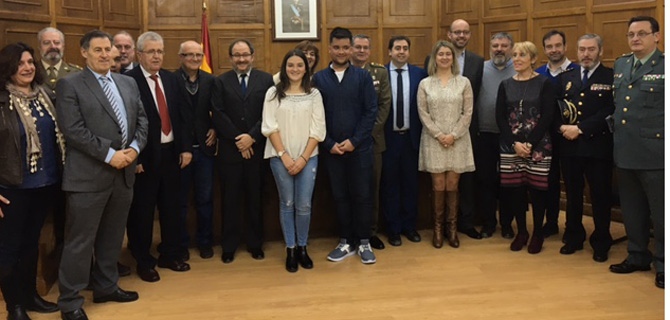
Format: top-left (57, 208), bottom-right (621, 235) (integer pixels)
top-left (56, 30), bottom-right (148, 320)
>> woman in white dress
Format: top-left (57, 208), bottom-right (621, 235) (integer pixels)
top-left (418, 40), bottom-right (475, 249)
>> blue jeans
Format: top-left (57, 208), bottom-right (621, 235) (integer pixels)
top-left (179, 148), bottom-right (215, 249)
top-left (270, 156), bottom-right (318, 247)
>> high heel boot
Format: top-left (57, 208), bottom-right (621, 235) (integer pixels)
top-left (432, 191), bottom-right (446, 248)
top-left (446, 191), bottom-right (460, 248)
top-left (285, 247), bottom-right (298, 273)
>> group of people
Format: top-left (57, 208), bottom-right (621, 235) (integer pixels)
top-left (0, 14), bottom-right (663, 320)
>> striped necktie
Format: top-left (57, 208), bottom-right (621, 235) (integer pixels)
top-left (100, 76), bottom-right (128, 148)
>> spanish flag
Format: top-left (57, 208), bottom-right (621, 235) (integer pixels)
top-left (200, 1), bottom-right (213, 73)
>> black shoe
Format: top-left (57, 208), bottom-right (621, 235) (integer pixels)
top-left (592, 251), bottom-right (608, 263)
top-left (656, 272), bottom-right (664, 289)
top-left (402, 230), bottom-right (421, 242)
top-left (559, 243), bottom-right (584, 255)
top-left (609, 260), bottom-right (652, 274)
top-left (25, 293), bottom-right (58, 313)
top-left (136, 267), bottom-right (160, 282)
top-left (480, 227), bottom-right (496, 238)
top-left (297, 246), bottom-right (313, 269)
top-left (157, 259), bottom-right (190, 272)
top-left (117, 262), bottom-right (131, 277)
top-left (501, 226), bottom-right (515, 239)
top-left (285, 247), bottom-right (298, 273)
top-left (199, 246), bottom-right (214, 259)
top-left (248, 248), bottom-right (265, 260)
top-left (369, 235), bottom-right (385, 250)
top-left (388, 234), bottom-right (402, 246)
top-left (222, 252), bottom-right (235, 264)
top-left (61, 308), bottom-right (88, 320)
top-left (459, 227), bottom-right (482, 240)
top-left (542, 223), bottom-right (559, 238)
top-left (7, 305), bottom-right (30, 320)
top-left (93, 288), bottom-right (139, 303)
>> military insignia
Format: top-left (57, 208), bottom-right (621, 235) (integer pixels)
top-left (614, 73), bottom-right (623, 79)
top-left (565, 81), bottom-right (572, 91)
top-left (590, 83), bottom-right (611, 91)
top-left (643, 74), bottom-right (664, 81)
top-left (63, 66), bottom-right (70, 71)
top-left (49, 79), bottom-right (56, 83)
top-left (373, 80), bottom-right (380, 86)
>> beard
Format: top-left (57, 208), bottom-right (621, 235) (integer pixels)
top-left (43, 50), bottom-right (62, 64)
top-left (492, 54), bottom-right (508, 67)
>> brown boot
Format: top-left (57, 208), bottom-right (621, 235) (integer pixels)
top-left (446, 191), bottom-right (460, 248)
top-left (432, 190), bottom-right (446, 248)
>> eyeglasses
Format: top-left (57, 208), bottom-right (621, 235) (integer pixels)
top-left (451, 30), bottom-right (471, 36)
top-left (140, 49), bottom-right (165, 56)
top-left (353, 45), bottom-right (370, 51)
top-left (626, 31), bottom-right (654, 39)
top-left (180, 53), bottom-right (204, 59)
top-left (231, 53), bottom-right (253, 59)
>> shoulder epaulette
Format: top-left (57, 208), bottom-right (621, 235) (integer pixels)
top-left (616, 52), bottom-right (634, 60)
top-left (369, 62), bottom-right (385, 68)
top-left (67, 62), bottom-right (83, 70)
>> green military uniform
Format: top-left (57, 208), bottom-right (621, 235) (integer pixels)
top-left (363, 62), bottom-right (391, 237)
top-left (41, 61), bottom-right (82, 94)
top-left (612, 49), bottom-right (664, 272)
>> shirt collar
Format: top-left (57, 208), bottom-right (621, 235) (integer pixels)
top-left (546, 58), bottom-right (573, 73)
top-left (42, 60), bottom-right (62, 71)
top-left (140, 64), bottom-right (158, 78)
top-left (390, 63), bottom-right (408, 71)
top-left (634, 49), bottom-right (657, 66)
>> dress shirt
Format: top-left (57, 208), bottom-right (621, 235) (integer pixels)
top-left (545, 58), bottom-right (574, 77)
top-left (389, 63), bottom-right (410, 131)
top-left (141, 65), bottom-right (174, 144)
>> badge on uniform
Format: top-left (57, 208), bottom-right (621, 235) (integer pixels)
top-left (642, 74), bottom-right (664, 81)
top-left (565, 81), bottom-right (572, 91)
top-left (590, 83), bottom-right (612, 91)
top-left (614, 73), bottom-right (623, 78)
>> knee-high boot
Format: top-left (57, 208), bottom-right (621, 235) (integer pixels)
top-left (432, 190), bottom-right (446, 248)
top-left (446, 191), bottom-right (460, 248)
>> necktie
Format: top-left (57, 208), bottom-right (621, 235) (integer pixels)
top-left (632, 60), bottom-right (642, 75)
top-left (396, 69), bottom-right (404, 129)
top-left (581, 69), bottom-right (589, 89)
top-left (99, 76), bottom-right (128, 148)
top-left (149, 74), bottom-right (172, 135)
top-left (47, 66), bottom-right (56, 78)
top-left (240, 73), bottom-right (247, 95)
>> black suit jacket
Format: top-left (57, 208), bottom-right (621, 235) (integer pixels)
top-left (126, 66), bottom-right (192, 173)
top-left (385, 63), bottom-right (427, 151)
top-left (211, 69), bottom-right (274, 163)
top-left (557, 64), bottom-right (614, 160)
top-left (175, 69), bottom-right (216, 156)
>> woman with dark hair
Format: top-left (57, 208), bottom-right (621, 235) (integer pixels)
top-left (496, 41), bottom-right (555, 254)
top-left (262, 50), bottom-right (325, 272)
top-left (273, 40), bottom-right (320, 84)
top-left (0, 42), bottom-right (64, 319)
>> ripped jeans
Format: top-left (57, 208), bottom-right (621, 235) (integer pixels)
top-left (270, 156), bottom-right (318, 247)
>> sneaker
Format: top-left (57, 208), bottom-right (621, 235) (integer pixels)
top-left (327, 239), bottom-right (356, 262)
top-left (358, 242), bottom-right (376, 264)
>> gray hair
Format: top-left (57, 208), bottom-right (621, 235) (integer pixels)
top-left (136, 31), bottom-right (163, 52)
top-left (490, 32), bottom-right (514, 46)
top-left (38, 27), bottom-right (64, 43)
top-left (353, 34), bottom-right (371, 43)
top-left (577, 33), bottom-right (603, 50)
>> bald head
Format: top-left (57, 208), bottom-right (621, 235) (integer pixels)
top-left (178, 40), bottom-right (205, 73)
top-left (448, 19), bottom-right (471, 50)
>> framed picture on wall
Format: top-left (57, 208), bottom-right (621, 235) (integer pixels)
top-left (272, 0), bottom-right (319, 41)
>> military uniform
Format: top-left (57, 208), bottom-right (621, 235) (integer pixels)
top-left (363, 62), bottom-right (391, 237)
top-left (41, 61), bottom-right (82, 94)
top-left (612, 49), bottom-right (664, 272)
top-left (557, 63), bottom-right (614, 256)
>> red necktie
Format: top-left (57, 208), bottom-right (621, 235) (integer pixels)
top-left (150, 74), bottom-right (171, 135)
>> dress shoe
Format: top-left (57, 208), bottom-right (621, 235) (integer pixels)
top-left (656, 272), bottom-right (664, 289)
top-left (285, 247), bottom-right (298, 273)
top-left (527, 233), bottom-right (544, 254)
top-left (248, 248), bottom-right (265, 260)
top-left (402, 230), bottom-right (421, 242)
top-left (297, 246), bottom-right (313, 269)
top-left (388, 234), bottom-right (402, 246)
top-left (501, 226), bottom-right (515, 239)
top-left (136, 267), bottom-right (160, 282)
top-left (61, 308), bottom-right (88, 320)
top-left (157, 259), bottom-right (190, 272)
top-left (609, 260), bottom-right (651, 274)
top-left (459, 227), bottom-right (482, 240)
top-left (222, 252), bottom-right (235, 264)
top-left (26, 293), bottom-right (58, 313)
top-left (592, 251), bottom-right (608, 263)
top-left (117, 262), bottom-right (131, 277)
top-left (542, 223), bottom-right (559, 238)
top-left (480, 227), bottom-right (496, 238)
top-left (199, 246), bottom-right (214, 259)
top-left (7, 305), bottom-right (30, 320)
top-left (510, 232), bottom-right (529, 251)
top-left (559, 243), bottom-right (584, 255)
top-left (93, 288), bottom-right (139, 303)
top-left (369, 235), bottom-right (385, 250)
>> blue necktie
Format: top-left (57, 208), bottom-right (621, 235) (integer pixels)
top-left (240, 73), bottom-right (247, 95)
top-left (581, 69), bottom-right (589, 90)
top-left (100, 76), bottom-right (128, 148)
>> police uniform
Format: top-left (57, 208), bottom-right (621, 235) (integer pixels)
top-left (557, 63), bottom-right (614, 257)
top-left (41, 61), bottom-right (83, 94)
top-left (612, 49), bottom-right (664, 272)
top-left (362, 62), bottom-right (391, 238)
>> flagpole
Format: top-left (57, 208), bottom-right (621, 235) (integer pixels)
top-left (200, 0), bottom-right (213, 73)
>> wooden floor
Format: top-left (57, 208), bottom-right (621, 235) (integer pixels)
top-left (3, 215), bottom-right (665, 320)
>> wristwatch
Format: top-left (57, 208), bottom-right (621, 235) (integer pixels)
top-left (278, 150), bottom-right (286, 157)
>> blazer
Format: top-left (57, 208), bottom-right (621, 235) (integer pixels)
top-left (56, 68), bottom-right (148, 191)
top-left (126, 66), bottom-right (192, 173)
top-left (612, 49), bottom-right (664, 170)
top-left (175, 68), bottom-right (216, 156)
top-left (557, 63), bottom-right (614, 160)
top-left (385, 63), bottom-right (427, 150)
top-left (211, 69), bottom-right (274, 163)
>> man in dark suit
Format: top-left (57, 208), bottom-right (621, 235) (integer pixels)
top-left (609, 16), bottom-right (664, 289)
top-left (556, 34), bottom-right (613, 262)
top-left (113, 31), bottom-right (138, 74)
top-left (126, 31), bottom-right (193, 283)
top-left (175, 40), bottom-right (217, 259)
top-left (383, 35), bottom-right (427, 246)
top-left (211, 39), bottom-right (273, 264)
top-left (57, 30), bottom-right (147, 320)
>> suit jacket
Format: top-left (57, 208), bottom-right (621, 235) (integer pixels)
top-left (557, 63), bottom-right (614, 160)
top-left (126, 66), bottom-right (192, 173)
top-left (385, 63), bottom-right (427, 151)
top-left (211, 69), bottom-right (274, 163)
top-left (175, 69), bottom-right (216, 156)
top-left (56, 68), bottom-right (148, 191)
top-left (612, 49), bottom-right (664, 170)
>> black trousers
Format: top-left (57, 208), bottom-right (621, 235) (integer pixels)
top-left (544, 133), bottom-right (562, 227)
top-left (474, 132), bottom-right (507, 230)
